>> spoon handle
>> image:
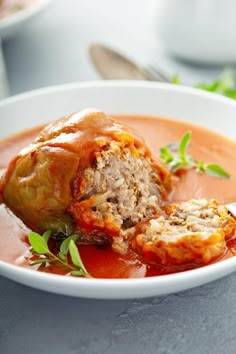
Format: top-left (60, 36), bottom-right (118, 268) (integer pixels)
top-left (89, 43), bottom-right (170, 82)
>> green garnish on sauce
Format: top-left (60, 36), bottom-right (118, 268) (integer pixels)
top-left (160, 131), bottom-right (230, 179)
top-left (28, 230), bottom-right (91, 277)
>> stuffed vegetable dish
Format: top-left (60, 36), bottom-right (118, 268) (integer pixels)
top-left (1, 108), bottom-right (236, 279)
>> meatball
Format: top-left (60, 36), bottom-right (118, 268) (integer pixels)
top-left (1, 109), bottom-right (171, 252)
top-left (131, 199), bottom-right (236, 266)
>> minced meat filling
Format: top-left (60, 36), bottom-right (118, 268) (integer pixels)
top-left (132, 199), bottom-right (236, 266)
top-left (76, 142), bottom-right (164, 231)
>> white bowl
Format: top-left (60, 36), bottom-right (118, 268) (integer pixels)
top-left (155, 0), bottom-right (236, 64)
top-left (1, 81), bottom-right (236, 299)
top-left (0, 0), bottom-right (52, 39)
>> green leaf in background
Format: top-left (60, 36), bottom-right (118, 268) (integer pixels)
top-left (11, 4), bottom-right (24, 13)
top-left (173, 67), bottom-right (236, 100)
top-left (28, 232), bottom-right (50, 254)
top-left (171, 74), bottom-right (180, 84)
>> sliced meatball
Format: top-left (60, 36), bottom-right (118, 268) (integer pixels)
top-left (131, 199), bottom-right (236, 266)
top-left (70, 140), bottom-right (166, 237)
top-left (1, 109), bottom-right (171, 252)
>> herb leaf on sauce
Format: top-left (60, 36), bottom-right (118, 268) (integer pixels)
top-left (28, 232), bottom-right (50, 254)
top-left (59, 234), bottom-right (78, 257)
top-left (205, 164), bottom-right (230, 179)
top-left (69, 239), bottom-right (88, 275)
top-left (28, 231), bottom-right (91, 277)
top-left (160, 131), bottom-right (230, 179)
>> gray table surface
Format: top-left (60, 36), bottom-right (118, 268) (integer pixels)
top-left (1, 1), bottom-right (236, 353)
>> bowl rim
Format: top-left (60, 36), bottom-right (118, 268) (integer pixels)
top-left (1, 80), bottom-right (236, 299)
top-left (1, 79), bottom-right (236, 108)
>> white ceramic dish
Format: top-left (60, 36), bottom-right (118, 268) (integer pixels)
top-left (1, 81), bottom-right (236, 299)
top-left (155, 0), bottom-right (236, 64)
top-left (0, 0), bottom-right (51, 39)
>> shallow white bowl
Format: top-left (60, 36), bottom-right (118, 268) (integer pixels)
top-left (1, 81), bottom-right (236, 299)
top-left (0, 0), bottom-right (51, 39)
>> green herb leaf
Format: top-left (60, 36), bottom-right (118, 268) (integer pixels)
top-left (170, 161), bottom-right (184, 173)
top-left (205, 164), bottom-right (230, 179)
top-left (58, 252), bottom-right (66, 261)
top-left (11, 4), bottom-right (24, 13)
top-left (69, 240), bottom-right (87, 274)
top-left (172, 74), bottom-right (180, 84)
top-left (70, 270), bottom-right (85, 277)
top-left (30, 259), bottom-right (50, 266)
top-left (179, 131), bottom-right (190, 161)
top-left (160, 132), bottom-right (230, 179)
top-left (42, 230), bottom-right (52, 243)
top-left (197, 160), bottom-right (205, 173)
top-left (28, 232), bottom-right (50, 254)
top-left (28, 230), bottom-right (90, 277)
top-left (173, 68), bottom-right (236, 100)
top-left (160, 146), bottom-right (174, 164)
top-left (60, 234), bottom-right (79, 256)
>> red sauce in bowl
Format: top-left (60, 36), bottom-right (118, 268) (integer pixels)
top-left (1, 115), bottom-right (236, 278)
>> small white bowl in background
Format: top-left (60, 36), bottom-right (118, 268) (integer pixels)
top-left (0, 0), bottom-right (52, 39)
top-left (155, 0), bottom-right (236, 64)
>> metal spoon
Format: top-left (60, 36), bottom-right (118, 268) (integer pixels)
top-left (89, 43), bottom-right (171, 82)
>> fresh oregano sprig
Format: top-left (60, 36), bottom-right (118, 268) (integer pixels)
top-left (28, 230), bottom-right (91, 277)
top-left (160, 131), bottom-right (230, 179)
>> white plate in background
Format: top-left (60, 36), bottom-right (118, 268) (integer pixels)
top-left (155, 0), bottom-right (236, 63)
top-left (0, 0), bottom-right (51, 39)
top-left (1, 81), bottom-right (236, 299)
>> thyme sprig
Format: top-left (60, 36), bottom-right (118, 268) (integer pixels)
top-left (28, 230), bottom-right (90, 277)
top-left (160, 131), bottom-right (230, 179)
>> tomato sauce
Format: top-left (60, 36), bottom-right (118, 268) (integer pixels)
top-left (1, 115), bottom-right (236, 278)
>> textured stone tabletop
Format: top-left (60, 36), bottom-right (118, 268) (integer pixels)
top-left (1, 1), bottom-right (236, 353)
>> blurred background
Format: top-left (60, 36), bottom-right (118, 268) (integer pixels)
top-left (2, 0), bottom-right (235, 96)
